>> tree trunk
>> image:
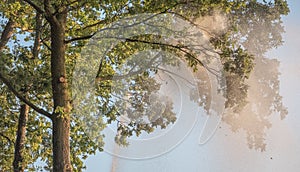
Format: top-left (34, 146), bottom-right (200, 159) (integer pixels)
top-left (49, 10), bottom-right (72, 172)
top-left (52, 114), bottom-right (71, 172)
top-left (13, 103), bottom-right (29, 172)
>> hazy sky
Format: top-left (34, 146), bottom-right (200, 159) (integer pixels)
top-left (84, 1), bottom-right (300, 171)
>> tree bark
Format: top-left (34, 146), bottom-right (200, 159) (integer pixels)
top-left (33, 12), bottom-right (42, 59)
top-left (49, 9), bottom-right (72, 172)
top-left (0, 20), bottom-right (15, 49)
top-left (13, 103), bottom-right (29, 172)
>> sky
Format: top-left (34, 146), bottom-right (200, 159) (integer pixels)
top-left (83, 1), bottom-right (300, 171)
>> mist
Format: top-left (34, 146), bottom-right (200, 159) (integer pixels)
top-left (84, 1), bottom-right (299, 172)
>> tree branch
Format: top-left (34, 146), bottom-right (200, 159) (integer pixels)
top-left (0, 132), bottom-right (14, 144)
top-left (0, 73), bottom-right (52, 119)
top-left (33, 12), bottom-right (42, 59)
top-left (64, 33), bottom-right (96, 44)
top-left (75, 14), bottom-right (119, 31)
top-left (0, 20), bottom-right (15, 50)
top-left (22, 0), bottom-right (45, 14)
top-left (43, 0), bottom-right (58, 24)
top-left (96, 52), bottom-right (160, 82)
top-left (64, 2), bottom-right (188, 44)
top-left (123, 38), bottom-right (221, 77)
top-left (41, 37), bottom-right (51, 51)
top-left (167, 11), bottom-right (217, 38)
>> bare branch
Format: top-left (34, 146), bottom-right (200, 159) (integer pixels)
top-left (0, 73), bottom-right (52, 119)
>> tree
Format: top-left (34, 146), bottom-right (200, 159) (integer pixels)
top-left (0, 0), bottom-right (289, 171)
